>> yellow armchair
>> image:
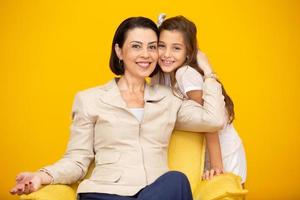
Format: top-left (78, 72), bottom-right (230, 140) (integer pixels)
top-left (20, 131), bottom-right (248, 200)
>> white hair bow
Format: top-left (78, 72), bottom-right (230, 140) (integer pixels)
top-left (157, 13), bottom-right (166, 27)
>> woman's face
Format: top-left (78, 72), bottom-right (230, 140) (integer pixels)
top-left (158, 30), bottom-right (187, 73)
top-left (115, 28), bottom-right (158, 79)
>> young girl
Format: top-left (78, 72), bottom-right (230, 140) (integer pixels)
top-left (153, 15), bottom-right (247, 184)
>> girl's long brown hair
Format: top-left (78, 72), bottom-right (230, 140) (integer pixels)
top-left (158, 16), bottom-right (235, 123)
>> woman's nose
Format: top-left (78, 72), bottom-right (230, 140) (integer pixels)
top-left (141, 48), bottom-right (150, 58)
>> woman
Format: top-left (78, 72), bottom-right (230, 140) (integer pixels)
top-left (155, 15), bottom-right (247, 184)
top-left (10, 16), bottom-right (225, 199)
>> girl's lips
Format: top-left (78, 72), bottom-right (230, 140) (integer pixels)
top-left (160, 59), bottom-right (175, 67)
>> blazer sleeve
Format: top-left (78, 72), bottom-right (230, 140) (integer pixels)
top-left (40, 92), bottom-right (96, 184)
top-left (175, 78), bottom-right (225, 132)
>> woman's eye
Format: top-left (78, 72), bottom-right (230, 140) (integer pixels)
top-left (132, 44), bottom-right (141, 49)
top-left (174, 47), bottom-right (181, 51)
top-left (149, 45), bottom-right (157, 50)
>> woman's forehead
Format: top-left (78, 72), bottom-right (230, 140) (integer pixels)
top-left (125, 28), bottom-right (158, 43)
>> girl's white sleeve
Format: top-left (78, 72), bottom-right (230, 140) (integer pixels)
top-left (175, 66), bottom-right (204, 96)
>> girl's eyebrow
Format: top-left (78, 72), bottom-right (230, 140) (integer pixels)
top-left (158, 41), bottom-right (184, 46)
top-left (172, 43), bottom-right (184, 46)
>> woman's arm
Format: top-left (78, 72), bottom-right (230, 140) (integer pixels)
top-left (186, 90), bottom-right (224, 179)
top-left (10, 92), bottom-right (96, 195)
top-left (40, 92), bottom-right (96, 184)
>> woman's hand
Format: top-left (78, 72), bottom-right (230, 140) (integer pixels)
top-left (197, 50), bottom-right (214, 75)
top-left (10, 171), bottom-right (52, 195)
top-left (202, 167), bottom-right (224, 180)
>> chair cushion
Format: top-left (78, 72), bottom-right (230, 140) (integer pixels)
top-left (168, 130), bottom-right (206, 193)
top-left (20, 184), bottom-right (76, 200)
top-left (193, 173), bottom-right (248, 200)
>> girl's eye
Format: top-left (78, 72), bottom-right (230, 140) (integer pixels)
top-left (174, 47), bottom-right (181, 51)
top-left (158, 44), bottom-right (165, 49)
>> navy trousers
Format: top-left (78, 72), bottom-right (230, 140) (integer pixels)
top-left (79, 171), bottom-right (193, 200)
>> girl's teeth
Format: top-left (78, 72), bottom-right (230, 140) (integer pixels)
top-left (163, 60), bottom-right (173, 65)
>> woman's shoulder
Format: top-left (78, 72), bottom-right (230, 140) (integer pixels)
top-left (75, 79), bottom-right (115, 99)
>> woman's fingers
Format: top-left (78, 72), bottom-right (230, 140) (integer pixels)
top-left (16, 173), bottom-right (26, 182)
top-left (10, 172), bottom-right (39, 195)
top-left (9, 187), bottom-right (17, 195)
top-left (23, 183), bottom-right (30, 194)
top-left (16, 184), bottom-right (25, 195)
top-left (28, 181), bottom-right (35, 193)
top-left (10, 185), bottom-right (21, 195)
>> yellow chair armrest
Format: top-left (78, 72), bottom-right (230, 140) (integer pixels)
top-left (193, 173), bottom-right (248, 200)
top-left (20, 184), bottom-right (76, 200)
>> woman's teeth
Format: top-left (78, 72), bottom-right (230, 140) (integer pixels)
top-left (137, 62), bottom-right (150, 68)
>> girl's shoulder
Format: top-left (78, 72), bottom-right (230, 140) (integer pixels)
top-left (175, 65), bottom-right (203, 80)
top-left (175, 65), bottom-right (204, 83)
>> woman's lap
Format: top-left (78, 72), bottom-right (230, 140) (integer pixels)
top-left (79, 171), bottom-right (192, 200)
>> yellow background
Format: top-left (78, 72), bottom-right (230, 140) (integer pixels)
top-left (1, 0), bottom-right (299, 199)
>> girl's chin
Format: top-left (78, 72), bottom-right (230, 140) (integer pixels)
top-left (161, 66), bottom-right (175, 73)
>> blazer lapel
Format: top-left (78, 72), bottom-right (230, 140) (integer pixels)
top-left (98, 79), bottom-right (127, 110)
top-left (99, 78), bottom-right (166, 110)
top-left (144, 83), bottom-right (166, 103)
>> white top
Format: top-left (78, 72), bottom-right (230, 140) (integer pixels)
top-left (128, 108), bottom-right (144, 123)
top-left (175, 65), bottom-right (242, 156)
top-left (175, 66), bottom-right (203, 98)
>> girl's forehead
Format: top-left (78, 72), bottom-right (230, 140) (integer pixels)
top-left (159, 30), bottom-right (185, 42)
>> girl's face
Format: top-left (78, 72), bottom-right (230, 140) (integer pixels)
top-left (115, 28), bottom-right (158, 79)
top-left (158, 30), bottom-right (187, 73)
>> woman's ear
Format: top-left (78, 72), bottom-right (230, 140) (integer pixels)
top-left (115, 44), bottom-right (123, 60)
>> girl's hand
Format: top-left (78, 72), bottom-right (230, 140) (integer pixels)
top-left (197, 50), bottom-right (214, 75)
top-left (10, 171), bottom-right (52, 195)
top-left (202, 167), bottom-right (224, 180)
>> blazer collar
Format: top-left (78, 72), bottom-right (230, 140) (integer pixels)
top-left (99, 78), bottom-right (166, 109)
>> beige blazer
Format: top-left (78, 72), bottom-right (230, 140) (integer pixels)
top-left (42, 78), bottom-right (225, 196)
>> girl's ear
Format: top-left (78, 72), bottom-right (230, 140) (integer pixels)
top-left (115, 44), bottom-right (123, 60)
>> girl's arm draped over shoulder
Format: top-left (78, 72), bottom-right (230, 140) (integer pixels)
top-left (175, 77), bottom-right (225, 132)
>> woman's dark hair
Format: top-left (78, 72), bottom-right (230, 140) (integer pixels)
top-left (109, 17), bottom-right (159, 76)
top-left (158, 16), bottom-right (235, 123)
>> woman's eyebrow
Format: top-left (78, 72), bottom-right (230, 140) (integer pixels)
top-left (148, 41), bottom-right (157, 45)
top-left (130, 41), bottom-right (142, 44)
top-left (130, 41), bottom-right (157, 45)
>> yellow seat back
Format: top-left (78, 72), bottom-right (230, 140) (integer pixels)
top-left (168, 130), bottom-right (206, 193)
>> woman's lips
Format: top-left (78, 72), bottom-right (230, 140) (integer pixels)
top-left (136, 61), bottom-right (151, 68)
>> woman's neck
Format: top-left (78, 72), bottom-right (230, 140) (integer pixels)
top-left (118, 74), bottom-right (145, 93)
